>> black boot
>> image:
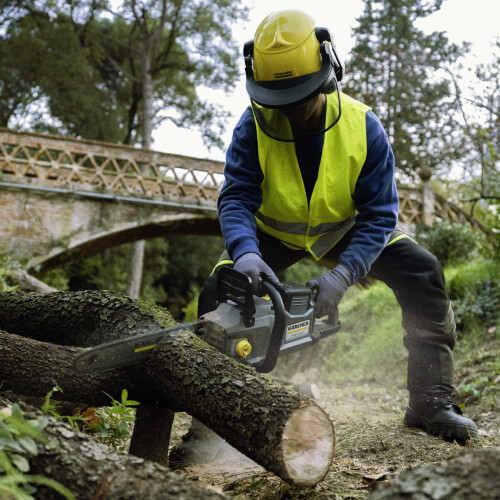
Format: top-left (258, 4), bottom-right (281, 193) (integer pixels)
top-left (404, 386), bottom-right (478, 443)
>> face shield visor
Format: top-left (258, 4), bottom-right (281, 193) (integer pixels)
top-left (249, 88), bottom-right (342, 143)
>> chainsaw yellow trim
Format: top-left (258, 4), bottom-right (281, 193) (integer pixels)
top-left (134, 344), bottom-right (156, 353)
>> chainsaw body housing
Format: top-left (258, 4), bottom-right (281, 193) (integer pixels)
top-left (199, 268), bottom-right (339, 372)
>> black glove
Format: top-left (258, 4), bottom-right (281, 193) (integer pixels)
top-left (234, 252), bottom-right (279, 295)
top-left (306, 265), bottom-right (354, 319)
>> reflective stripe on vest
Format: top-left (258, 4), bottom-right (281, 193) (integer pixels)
top-left (254, 92), bottom-right (370, 260)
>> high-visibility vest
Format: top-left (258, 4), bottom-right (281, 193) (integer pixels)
top-left (253, 92), bottom-right (371, 260)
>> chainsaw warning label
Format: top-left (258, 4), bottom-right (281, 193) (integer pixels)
top-left (287, 320), bottom-right (310, 339)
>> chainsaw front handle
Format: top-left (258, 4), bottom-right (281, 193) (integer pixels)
top-left (255, 277), bottom-right (286, 373)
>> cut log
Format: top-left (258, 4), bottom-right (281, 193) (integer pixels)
top-left (0, 291), bottom-right (335, 486)
top-left (0, 289), bottom-right (173, 347)
top-left (8, 403), bottom-right (227, 500)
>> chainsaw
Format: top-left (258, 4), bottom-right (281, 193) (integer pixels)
top-left (73, 267), bottom-right (341, 374)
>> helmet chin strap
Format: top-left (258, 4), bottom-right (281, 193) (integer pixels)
top-left (251, 89), bottom-right (342, 143)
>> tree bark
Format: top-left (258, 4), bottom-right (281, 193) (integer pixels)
top-left (368, 449), bottom-right (500, 500)
top-left (15, 405), bottom-right (227, 500)
top-left (0, 290), bottom-right (335, 486)
top-left (0, 289), bottom-right (172, 347)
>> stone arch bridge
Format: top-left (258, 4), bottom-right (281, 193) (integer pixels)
top-left (0, 128), bottom-right (487, 272)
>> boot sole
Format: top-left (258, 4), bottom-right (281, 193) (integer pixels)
top-left (404, 406), bottom-right (478, 443)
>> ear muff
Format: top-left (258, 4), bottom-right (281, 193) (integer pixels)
top-left (243, 40), bottom-right (254, 81)
top-left (314, 27), bottom-right (344, 84)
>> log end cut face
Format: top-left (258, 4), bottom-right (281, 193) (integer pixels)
top-left (282, 403), bottom-right (335, 486)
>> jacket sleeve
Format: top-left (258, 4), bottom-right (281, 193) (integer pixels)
top-left (338, 111), bottom-right (399, 281)
top-left (217, 108), bottom-right (264, 262)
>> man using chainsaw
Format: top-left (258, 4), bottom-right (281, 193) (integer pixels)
top-left (171, 9), bottom-right (477, 464)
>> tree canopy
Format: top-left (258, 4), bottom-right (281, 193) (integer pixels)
top-left (0, 0), bottom-right (248, 149)
top-left (343, 0), bottom-right (469, 180)
top-left (445, 39), bottom-right (500, 216)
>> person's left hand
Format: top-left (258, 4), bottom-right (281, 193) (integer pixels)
top-left (306, 265), bottom-right (354, 319)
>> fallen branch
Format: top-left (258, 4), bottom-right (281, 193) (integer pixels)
top-left (6, 269), bottom-right (58, 293)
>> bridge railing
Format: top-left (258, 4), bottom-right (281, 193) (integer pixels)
top-left (0, 127), bottom-right (488, 233)
top-left (0, 127), bottom-right (225, 206)
top-left (397, 185), bottom-right (488, 233)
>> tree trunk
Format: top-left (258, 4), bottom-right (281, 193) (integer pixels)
top-left (0, 289), bottom-right (171, 347)
top-left (15, 405), bottom-right (227, 500)
top-left (124, 9), bottom-right (157, 301)
top-left (126, 239), bottom-right (145, 300)
top-left (0, 291), bottom-right (335, 486)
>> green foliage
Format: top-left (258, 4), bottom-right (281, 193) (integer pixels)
top-left (248, 475), bottom-right (268, 490)
top-left (146, 236), bottom-right (224, 320)
top-left (0, 403), bottom-right (75, 499)
top-left (282, 258), bottom-right (327, 284)
top-left (0, 251), bottom-right (20, 293)
top-left (63, 248), bottom-right (131, 293)
top-left (41, 384), bottom-right (139, 453)
top-left (38, 267), bottom-right (69, 291)
top-left (459, 377), bottom-right (490, 401)
top-left (91, 390), bottom-right (139, 452)
top-left (320, 256), bottom-right (499, 386)
top-left (455, 348), bottom-right (500, 410)
top-left (415, 221), bottom-right (485, 266)
top-left (182, 284), bottom-right (202, 322)
top-left (49, 236), bottom-right (224, 320)
top-left (446, 259), bottom-right (500, 331)
top-left (40, 382), bottom-right (86, 431)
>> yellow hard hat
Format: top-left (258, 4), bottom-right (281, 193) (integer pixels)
top-left (243, 9), bottom-right (344, 108)
top-left (253, 10), bottom-right (321, 82)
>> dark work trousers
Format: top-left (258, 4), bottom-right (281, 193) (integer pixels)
top-left (198, 227), bottom-right (457, 396)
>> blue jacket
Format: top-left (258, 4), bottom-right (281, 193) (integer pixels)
top-left (217, 106), bottom-right (399, 282)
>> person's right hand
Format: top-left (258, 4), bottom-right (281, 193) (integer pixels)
top-left (234, 252), bottom-right (279, 295)
top-left (306, 265), bottom-right (354, 319)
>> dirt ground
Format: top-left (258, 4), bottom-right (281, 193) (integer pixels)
top-left (168, 366), bottom-right (500, 499)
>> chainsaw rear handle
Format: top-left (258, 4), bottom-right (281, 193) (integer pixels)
top-left (255, 275), bottom-right (286, 373)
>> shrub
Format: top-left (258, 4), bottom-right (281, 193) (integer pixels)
top-left (415, 221), bottom-right (484, 267)
top-left (446, 260), bottom-right (500, 331)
